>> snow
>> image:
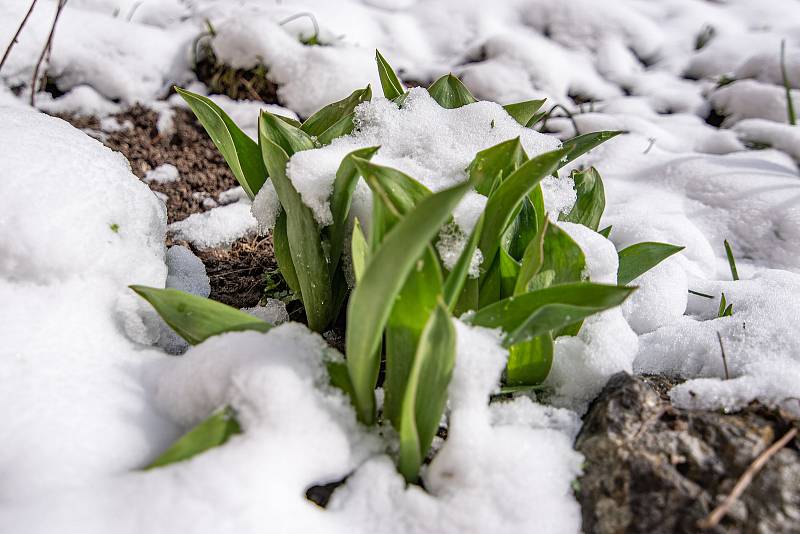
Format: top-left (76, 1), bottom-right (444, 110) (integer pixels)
top-left (0, 107), bottom-right (177, 500)
top-left (254, 88), bottom-right (561, 236)
top-left (169, 200), bottom-right (258, 249)
top-left (3, 0), bottom-right (800, 531)
top-left (144, 163), bottom-right (180, 184)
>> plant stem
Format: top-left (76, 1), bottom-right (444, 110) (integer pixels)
top-left (29, 0), bottom-right (67, 107)
top-left (0, 0), bottom-right (39, 73)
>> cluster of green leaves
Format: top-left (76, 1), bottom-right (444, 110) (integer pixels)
top-left (137, 52), bottom-right (682, 483)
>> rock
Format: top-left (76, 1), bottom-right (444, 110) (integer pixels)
top-left (576, 373), bottom-right (800, 533)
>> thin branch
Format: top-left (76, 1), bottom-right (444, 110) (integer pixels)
top-left (0, 0), bottom-right (39, 73)
top-left (29, 0), bottom-right (67, 106)
top-left (698, 427), bottom-right (798, 529)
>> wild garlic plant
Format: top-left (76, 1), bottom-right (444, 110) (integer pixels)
top-left (134, 51), bottom-right (682, 482)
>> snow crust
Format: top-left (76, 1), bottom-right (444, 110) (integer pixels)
top-left (169, 199), bottom-right (258, 249)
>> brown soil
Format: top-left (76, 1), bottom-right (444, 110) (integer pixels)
top-left (62, 105), bottom-right (238, 223)
top-left (58, 105), bottom-right (278, 308)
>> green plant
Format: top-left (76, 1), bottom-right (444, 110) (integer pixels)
top-left (142, 51), bottom-right (683, 483)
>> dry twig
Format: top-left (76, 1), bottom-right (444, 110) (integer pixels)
top-left (0, 0), bottom-right (39, 73)
top-left (29, 0), bottom-right (67, 106)
top-left (697, 427), bottom-right (798, 529)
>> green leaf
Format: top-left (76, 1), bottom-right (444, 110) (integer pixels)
top-left (469, 283), bottom-right (635, 347)
top-left (503, 99), bottom-right (546, 127)
top-left (328, 146), bottom-right (380, 271)
top-left (505, 196), bottom-right (539, 261)
top-left (375, 50), bottom-right (405, 100)
top-left (506, 333), bottom-right (553, 386)
top-left (175, 87), bottom-right (266, 199)
top-left (146, 407), bottom-right (241, 470)
top-left (130, 286), bottom-right (272, 345)
top-left (717, 292), bottom-right (734, 318)
top-left (443, 214), bottom-right (484, 311)
top-left (384, 247), bottom-right (443, 426)
top-left (559, 167), bottom-right (605, 231)
top-left (398, 299), bottom-right (455, 483)
top-left (479, 148), bottom-right (568, 268)
top-left (351, 218), bottom-right (368, 283)
top-left (540, 220), bottom-right (586, 286)
top-left (617, 242), bottom-right (684, 285)
top-left (259, 110), bottom-right (317, 156)
top-left (468, 137), bottom-right (527, 196)
top-left (260, 118), bottom-right (333, 332)
top-left (479, 247), bottom-right (519, 307)
top-left (515, 217), bottom-right (549, 295)
top-left (326, 359), bottom-right (356, 401)
top-left (781, 40), bottom-right (797, 126)
top-left (559, 131), bottom-right (623, 169)
top-left (273, 210), bottom-right (302, 294)
top-left (599, 225), bottom-right (612, 239)
top-left (346, 181), bottom-right (471, 424)
top-left (353, 158), bottom-right (431, 219)
top-left (427, 74), bottom-right (478, 109)
top-left (724, 239), bottom-right (739, 281)
top-left (301, 85), bottom-right (372, 143)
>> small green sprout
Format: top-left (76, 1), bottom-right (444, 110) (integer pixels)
top-left (109, 223), bottom-right (120, 233)
top-left (724, 239), bottom-right (739, 281)
top-left (781, 40), bottom-right (797, 126)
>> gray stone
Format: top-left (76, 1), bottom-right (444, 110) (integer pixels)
top-left (575, 373), bottom-right (800, 534)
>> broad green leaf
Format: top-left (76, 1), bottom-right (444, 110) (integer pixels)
top-left (560, 167), bottom-right (605, 231)
top-left (326, 359), bottom-right (356, 401)
top-left (506, 333), bottom-right (553, 386)
top-left (479, 248), bottom-right (519, 308)
top-left (617, 242), bottom-right (684, 285)
top-left (346, 181), bottom-right (471, 424)
top-left (469, 283), bottom-right (635, 347)
top-left (479, 148), bottom-right (568, 267)
top-left (376, 50), bottom-right (405, 100)
top-left (453, 277), bottom-right (480, 316)
top-left (398, 300), bottom-right (455, 483)
top-left (146, 407), bottom-right (241, 470)
top-left (541, 222), bottom-right (586, 286)
top-left (427, 74), bottom-right (477, 109)
top-left (351, 218), bottom-right (368, 282)
top-left (384, 247), bottom-right (443, 426)
top-left (328, 146), bottom-right (380, 271)
top-left (260, 119), bottom-right (333, 332)
top-left (506, 196), bottom-right (539, 261)
top-left (353, 158), bottom-right (431, 219)
top-left (130, 286), bottom-right (271, 345)
top-left (503, 99), bottom-right (546, 127)
top-left (531, 183), bottom-right (546, 236)
top-left (259, 110), bottom-right (317, 156)
top-left (443, 215), bottom-right (484, 311)
top-left (273, 211), bottom-right (301, 294)
top-left (559, 131), bottom-right (623, 169)
top-left (175, 87), bottom-right (266, 199)
top-left (468, 137), bottom-right (527, 196)
top-left (515, 217), bottom-right (549, 295)
top-left (301, 85), bottom-right (372, 140)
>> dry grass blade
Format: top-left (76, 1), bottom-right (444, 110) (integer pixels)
top-left (697, 427), bottom-right (798, 529)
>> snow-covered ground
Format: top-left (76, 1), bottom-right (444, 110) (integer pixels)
top-left (1, 0), bottom-right (799, 532)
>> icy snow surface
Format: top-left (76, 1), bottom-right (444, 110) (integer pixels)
top-left (2, 0), bottom-right (800, 531)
